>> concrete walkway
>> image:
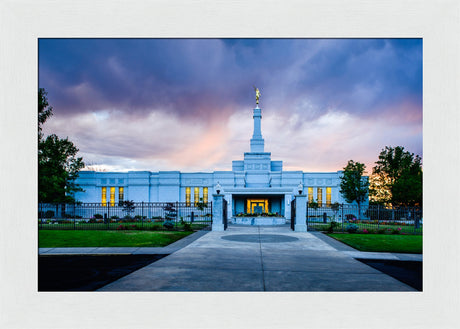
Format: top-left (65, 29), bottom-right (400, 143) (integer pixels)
top-left (79, 225), bottom-right (421, 291)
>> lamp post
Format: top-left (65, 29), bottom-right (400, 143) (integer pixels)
top-left (298, 182), bottom-right (303, 195)
top-left (215, 182), bottom-right (222, 195)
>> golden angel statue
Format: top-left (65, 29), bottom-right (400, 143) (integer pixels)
top-left (253, 86), bottom-right (261, 104)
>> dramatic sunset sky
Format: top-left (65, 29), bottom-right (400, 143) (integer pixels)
top-left (38, 38), bottom-right (422, 174)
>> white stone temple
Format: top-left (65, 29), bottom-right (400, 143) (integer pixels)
top-left (74, 99), bottom-right (357, 223)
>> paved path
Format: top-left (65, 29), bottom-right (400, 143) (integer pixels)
top-left (81, 226), bottom-right (420, 291)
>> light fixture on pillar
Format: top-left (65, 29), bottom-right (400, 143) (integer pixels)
top-left (215, 182), bottom-right (222, 194)
top-left (298, 182), bottom-right (303, 195)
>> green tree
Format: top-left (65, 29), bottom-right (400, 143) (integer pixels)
top-left (372, 146), bottom-right (422, 207)
top-left (339, 160), bottom-right (369, 219)
top-left (38, 88), bottom-right (84, 203)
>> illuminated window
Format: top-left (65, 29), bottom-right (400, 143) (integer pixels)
top-left (101, 187), bottom-right (107, 206)
top-left (118, 187), bottom-right (124, 203)
top-left (110, 187), bottom-right (115, 206)
top-left (194, 187), bottom-right (199, 206)
top-left (185, 187), bottom-right (191, 206)
top-left (326, 187), bottom-right (331, 207)
top-left (203, 187), bottom-right (208, 204)
top-left (308, 187), bottom-right (314, 203)
top-left (317, 187), bottom-right (323, 206)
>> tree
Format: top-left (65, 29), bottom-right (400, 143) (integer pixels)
top-left (38, 88), bottom-right (85, 203)
top-left (369, 174), bottom-right (391, 205)
top-left (339, 160), bottom-right (369, 219)
top-left (371, 146), bottom-right (422, 207)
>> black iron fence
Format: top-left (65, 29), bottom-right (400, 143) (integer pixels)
top-left (38, 202), bottom-right (212, 231)
top-left (306, 203), bottom-right (422, 235)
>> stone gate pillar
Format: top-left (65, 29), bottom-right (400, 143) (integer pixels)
top-left (295, 194), bottom-right (307, 232)
top-left (212, 194), bottom-right (225, 231)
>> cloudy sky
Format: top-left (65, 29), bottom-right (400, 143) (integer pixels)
top-left (38, 38), bottom-right (422, 174)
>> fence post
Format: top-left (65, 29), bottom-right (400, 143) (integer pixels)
top-left (212, 194), bottom-right (224, 231)
top-left (294, 194), bottom-right (307, 232)
top-left (341, 204), bottom-right (344, 232)
top-left (73, 202), bottom-right (76, 230)
top-left (176, 201), bottom-right (179, 228)
top-left (142, 201), bottom-right (144, 230)
top-left (39, 203), bottom-right (42, 229)
top-left (107, 202), bottom-right (110, 230)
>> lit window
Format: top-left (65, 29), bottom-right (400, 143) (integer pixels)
top-left (194, 187), bottom-right (199, 206)
top-left (185, 187), bottom-right (191, 206)
top-left (110, 187), bottom-right (115, 206)
top-left (118, 187), bottom-right (124, 203)
top-left (326, 187), bottom-right (331, 207)
top-left (203, 187), bottom-right (208, 204)
top-left (308, 187), bottom-right (313, 202)
top-left (317, 187), bottom-right (323, 206)
top-left (101, 187), bottom-right (107, 206)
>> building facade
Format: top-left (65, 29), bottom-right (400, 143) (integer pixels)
top-left (74, 104), bottom-right (360, 220)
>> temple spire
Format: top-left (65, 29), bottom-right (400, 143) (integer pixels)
top-left (250, 108), bottom-right (264, 152)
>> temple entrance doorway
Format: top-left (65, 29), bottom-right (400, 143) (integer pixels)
top-left (247, 199), bottom-right (268, 214)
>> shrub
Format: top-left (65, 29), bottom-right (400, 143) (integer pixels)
top-left (183, 222), bottom-right (193, 231)
top-left (163, 220), bottom-right (175, 230)
top-left (111, 215), bottom-right (119, 219)
top-left (45, 210), bottom-right (55, 219)
top-left (88, 218), bottom-right (97, 223)
top-left (345, 214), bottom-right (357, 221)
top-left (94, 213), bottom-right (103, 219)
top-left (327, 221), bottom-right (339, 233)
top-left (346, 224), bottom-right (359, 233)
top-left (391, 227), bottom-right (402, 234)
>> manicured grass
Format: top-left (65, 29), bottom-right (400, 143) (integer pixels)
top-left (326, 233), bottom-right (422, 254)
top-left (39, 230), bottom-right (194, 248)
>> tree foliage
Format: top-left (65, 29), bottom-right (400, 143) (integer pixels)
top-left (38, 88), bottom-right (53, 140)
top-left (339, 160), bottom-right (369, 218)
top-left (38, 88), bottom-right (84, 203)
top-left (371, 146), bottom-right (422, 207)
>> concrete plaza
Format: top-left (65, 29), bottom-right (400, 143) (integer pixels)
top-left (72, 225), bottom-right (421, 292)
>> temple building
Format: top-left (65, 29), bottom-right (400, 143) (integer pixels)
top-left (74, 99), bottom-right (356, 222)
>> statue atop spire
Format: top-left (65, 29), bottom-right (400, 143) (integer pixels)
top-left (250, 87), bottom-right (264, 152)
top-left (253, 86), bottom-right (261, 105)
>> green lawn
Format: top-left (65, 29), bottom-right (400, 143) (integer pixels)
top-left (39, 230), bottom-right (194, 248)
top-left (327, 233), bottom-right (422, 254)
